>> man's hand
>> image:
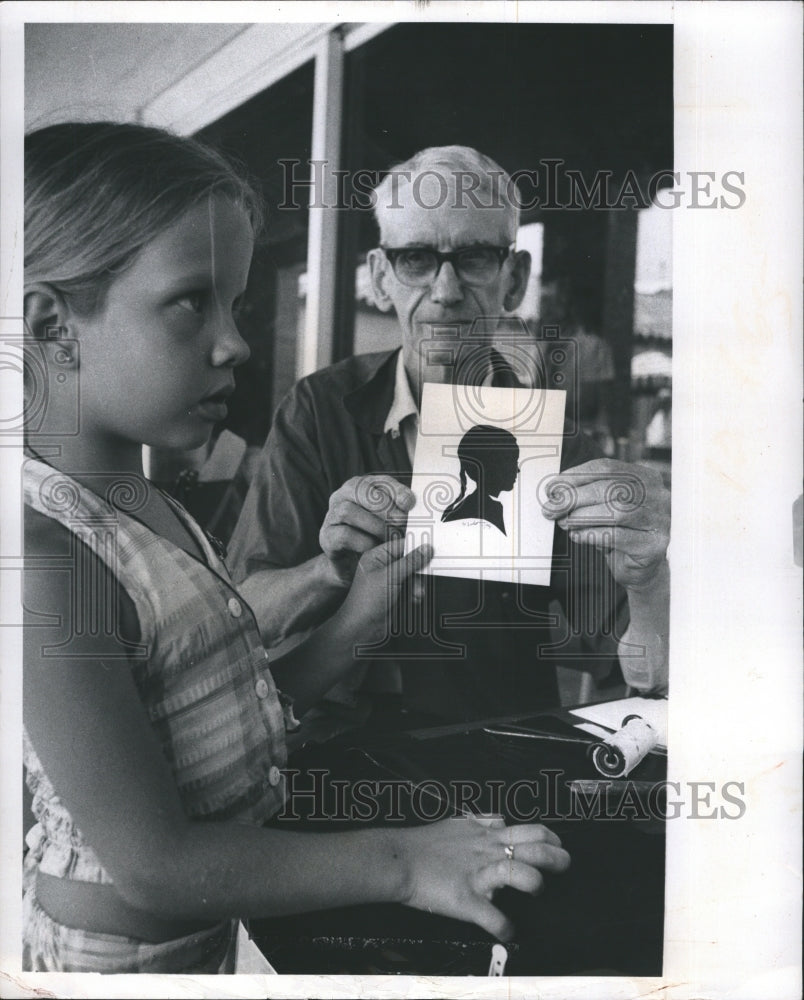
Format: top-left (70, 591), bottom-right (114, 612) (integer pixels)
top-left (319, 475), bottom-right (415, 587)
top-left (541, 459), bottom-right (670, 591)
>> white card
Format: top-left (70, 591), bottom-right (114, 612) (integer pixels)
top-left (406, 382), bottom-right (566, 586)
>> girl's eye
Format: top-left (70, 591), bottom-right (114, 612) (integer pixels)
top-left (175, 292), bottom-right (205, 315)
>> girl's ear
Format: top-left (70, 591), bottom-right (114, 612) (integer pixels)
top-left (502, 249), bottom-right (532, 312)
top-left (24, 284), bottom-right (69, 341)
top-left (367, 249), bottom-right (395, 314)
top-left (23, 284), bottom-right (79, 371)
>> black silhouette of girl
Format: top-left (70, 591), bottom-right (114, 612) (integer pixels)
top-left (440, 425), bottom-right (520, 536)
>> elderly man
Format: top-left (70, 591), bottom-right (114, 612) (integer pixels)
top-left (229, 146), bottom-right (669, 732)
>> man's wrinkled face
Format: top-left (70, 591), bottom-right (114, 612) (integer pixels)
top-left (368, 173), bottom-right (530, 399)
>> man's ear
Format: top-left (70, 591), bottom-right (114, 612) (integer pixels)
top-left (367, 249), bottom-right (395, 314)
top-left (503, 249), bottom-right (532, 312)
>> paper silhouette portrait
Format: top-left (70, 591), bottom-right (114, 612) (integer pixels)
top-left (406, 383), bottom-right (567, 586)
top-left (440, 425), bottom-right (520, 536)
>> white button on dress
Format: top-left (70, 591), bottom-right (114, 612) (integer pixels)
top-left (255, 678), bottom-right (270, 699)
top-left (227, 597), bottom-right (242, 617)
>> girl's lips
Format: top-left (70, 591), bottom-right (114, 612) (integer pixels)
top-left (196, 382), bottom-right (234, 421)
top-left (196, 395), bottom-right (229, 422)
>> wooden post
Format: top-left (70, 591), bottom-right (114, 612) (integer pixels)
top-left (601, 209), bottom-right (639, 448)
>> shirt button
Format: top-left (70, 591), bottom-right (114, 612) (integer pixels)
top-left (267, 765), bottom-right (281, 787)
top-left (227, 597), bottom-right (242, 618)
top-left (255, 678), bottom-right (270, 699)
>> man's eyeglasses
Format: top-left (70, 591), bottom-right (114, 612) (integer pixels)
top-left (381, 245), bottom-right (513, 288)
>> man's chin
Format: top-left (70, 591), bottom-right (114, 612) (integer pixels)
top-left (415, 320), bottom-right (484, 345)
top-left (410, 332), bottom-right (494, 390)
top-left (419, 365), bottom-right (456, 387)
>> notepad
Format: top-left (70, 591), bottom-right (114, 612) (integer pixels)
top-left (569, 697), bottom-right (668, 751)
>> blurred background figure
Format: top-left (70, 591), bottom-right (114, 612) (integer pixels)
top-left (563, 299), bottom-right (616, 457)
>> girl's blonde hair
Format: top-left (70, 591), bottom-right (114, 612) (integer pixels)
top-left (25, 121), bottom-right (263, 315)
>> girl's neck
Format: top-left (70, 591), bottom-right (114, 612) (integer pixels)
top-left (33, 432), bottom-right (144, 483)
top-left (29, 436), bottom-right (206, 564)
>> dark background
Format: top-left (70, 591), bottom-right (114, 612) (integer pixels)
top-left (199, 23), bottom-right (673, 448)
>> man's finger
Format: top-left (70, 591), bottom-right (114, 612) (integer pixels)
top-left (322, 524), bottom-right (385, 556)
top-left (556, 506), bottom-right (656, 530)
top-left (325, 501), bottom-right (388, 538)
top-left (566, 525), bottom-right (666, 558)
top-left (545, 458), bottom-right (637, 484)
top-left (345, 475), bottom-right (415, 515)
top-left (543, 480), bottom-right (649, 520)
top-left (567, 527), bottom-right (617, 551)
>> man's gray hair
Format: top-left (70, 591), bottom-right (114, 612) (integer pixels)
top-left (372, 145), bottom-right (520, 240)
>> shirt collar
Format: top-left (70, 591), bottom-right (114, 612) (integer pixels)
top-left (342, 345), bottom-right (524, 438)
top-left (383, 351), bottom-right (419, 438)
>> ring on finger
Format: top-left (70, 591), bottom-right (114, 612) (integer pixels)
top-left (504, 844), bottom-right (515, 861)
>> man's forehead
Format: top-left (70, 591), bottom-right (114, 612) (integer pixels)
top-left (379, 174), bottom-right (513, 247)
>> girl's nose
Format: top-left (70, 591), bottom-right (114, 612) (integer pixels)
top-left (211, 316), bottom-right (250, 368)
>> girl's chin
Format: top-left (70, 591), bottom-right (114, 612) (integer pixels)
top-left (146, 425), bottom-right (214, 453)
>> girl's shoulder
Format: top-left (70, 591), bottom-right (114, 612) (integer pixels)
top-left (24, 503), bottom-right (141, 647)
top-left (24, 502), bottom-right (71, 557)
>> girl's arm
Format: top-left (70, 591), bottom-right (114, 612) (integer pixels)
top-left (24, 534), bottom-right (569, 941)
top-left (267, 538), bottom-right (429, 716)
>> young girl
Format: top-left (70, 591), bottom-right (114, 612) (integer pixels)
top-left (21, 121), bottom-right (569, 974)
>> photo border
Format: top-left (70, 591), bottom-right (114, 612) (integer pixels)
top-left (1, 3), bottom-right (801, 999)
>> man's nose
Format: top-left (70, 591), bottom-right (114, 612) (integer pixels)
top-left (429, 260), bottom-right (464, 305)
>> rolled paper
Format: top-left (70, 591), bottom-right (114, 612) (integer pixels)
top-left (589, 714), bottom-right (658, 778)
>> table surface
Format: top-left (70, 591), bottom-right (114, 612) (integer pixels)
top-left (251, 701), bottom-right (667, 977)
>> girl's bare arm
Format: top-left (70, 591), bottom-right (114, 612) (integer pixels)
top-left (23, 536), bottom-right (568, 940)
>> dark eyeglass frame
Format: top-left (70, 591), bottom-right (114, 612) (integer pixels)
top-left (380, 244), bottom-right (514, 287)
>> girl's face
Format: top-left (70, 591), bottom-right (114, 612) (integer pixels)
top-left (71, 196), bottom-right (253, 452)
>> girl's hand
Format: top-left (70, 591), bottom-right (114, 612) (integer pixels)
top-left (336, 537), bottom-right (433, 642)
top-left (268, 537), bottom-right (431, 714)
top-left (397, 816), bottom-right (571, 941)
